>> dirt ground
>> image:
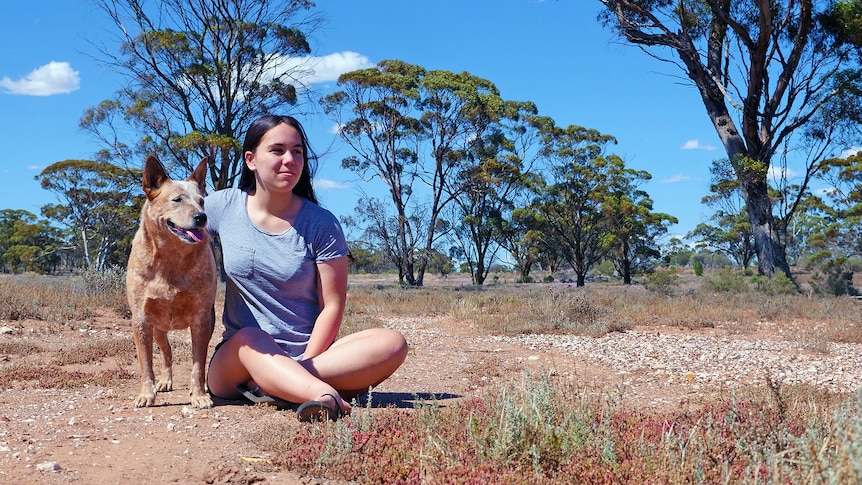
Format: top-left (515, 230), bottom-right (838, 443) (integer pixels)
top-left (0, 294), bottom-right (635, 484)
top-left (0, 277), bottom-right (848, 484)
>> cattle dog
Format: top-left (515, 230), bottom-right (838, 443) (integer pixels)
top-left (127, 155), bottom-right (216, 408)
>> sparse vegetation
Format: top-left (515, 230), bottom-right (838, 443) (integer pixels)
top-left (1, 271), bottom-right (862, 483)
top-left (252, 371), bottom-right (861, 484)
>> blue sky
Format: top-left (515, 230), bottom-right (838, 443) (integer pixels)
top-left (0, 1), bottom-right (727, 240)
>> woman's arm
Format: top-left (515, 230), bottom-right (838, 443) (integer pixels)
top-left (303, 255), bottom-right (348, 359)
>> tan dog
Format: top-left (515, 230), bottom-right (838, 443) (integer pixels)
top-left (127, 155), bottom-right (216, 409)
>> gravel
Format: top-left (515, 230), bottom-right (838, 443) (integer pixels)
top-left (489, 329), bottom-right (862, 394)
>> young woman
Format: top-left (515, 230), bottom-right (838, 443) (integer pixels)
top-left (205, 114), bottom-right (408, 421)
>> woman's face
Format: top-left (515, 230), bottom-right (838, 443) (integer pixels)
top-left (245, 122), bottom-right (305, 195)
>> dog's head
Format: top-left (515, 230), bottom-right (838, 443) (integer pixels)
top-left (142, 155), bottom-right (210, 244)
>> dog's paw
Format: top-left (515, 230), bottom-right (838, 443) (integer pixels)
top-left (134, 394), bottom-right (156, 408)
top-left (190, 394), bottom-right (214, 409)
top-left (156, 380), bottom-right (173, 392)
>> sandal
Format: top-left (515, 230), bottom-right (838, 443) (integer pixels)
top-left (296, 393), bottom-right (345, 422)
top-left (236, 384), bottom-right (293, 410)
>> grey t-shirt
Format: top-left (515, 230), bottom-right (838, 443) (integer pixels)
top-left (205, 188), bottom-right (349, 359)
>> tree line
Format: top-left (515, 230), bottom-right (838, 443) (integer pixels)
top-left (2, 0), bottom-right (862, 292)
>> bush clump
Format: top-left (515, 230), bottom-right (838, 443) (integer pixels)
top-left (702, 268), bottom-right (748, 293)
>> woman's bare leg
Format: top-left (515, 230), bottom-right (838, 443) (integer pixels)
top-left (304, 328), bottom-right (408, 396)
top-left (207, 327), bottom-right (407, 412)
top-left (207, 327), bottom-right (350, 413)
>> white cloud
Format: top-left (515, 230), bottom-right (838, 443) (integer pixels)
top-left (814, 186), bottom-right (838, 197)
top-left (304, 51), bottom-right (372, 84)
top-left (270, 51), bottom-right (372, 87)
top-left (0, 61), bottom-right (80, 96)
top-left (840, 147), bottom-right (862, 159)
top-left (767, 166), bottom-right (798, 181)
top-left (315, 178), bottom-right (352, 190)
top-left (662, 174), bottom-right (691, 184)
top-left (680, 139), bottom-right (716, 151)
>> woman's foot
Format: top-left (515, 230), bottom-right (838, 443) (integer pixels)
top-left (235, 383), bottom-right (293, 409)
top-left (296, 393), bottom-right (351, 422)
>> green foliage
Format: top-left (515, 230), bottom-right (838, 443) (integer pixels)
top-left (819, 0), bottom-right (862, 49)
top-left (644, 268), bottom-right (680, 295)
top-left (423, 249), bottom-right (453, 277)
top-left (662, 237), bottom-right (695, 267)
top-left (534, 124), bottom-right (658, 286)
top-left (809, 258), bottom-right (861, 297)
top-left (689, 164), bottom-right (757, 269)
top-left (693, 259), bottom-right (704, 276)
top-left (37, 160), bottom-right (141, 271)
top-left (86, 0), bottom-right (317, 186)
top-left (593, 259), bottom-right (615, 277)
top-left (326, 60), bottom-right (518, 286)
top-left (0, 209), bottom-right (65, 274)
top-left (751, 273), bottom-right (798, 295)
top-left (702, 268), bottom-right (748, 293)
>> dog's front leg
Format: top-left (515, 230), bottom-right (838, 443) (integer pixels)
top-left (132, 318), bottom-right (158, 407)
top-left (152, 327), bottom-right (173, 393)
top-left (188, 312), bottom-right (214, 409)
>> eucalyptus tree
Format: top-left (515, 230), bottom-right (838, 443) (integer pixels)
top-left (818, 151), bottom-right (862, 254)
top-left (799, 150), bottom-right (862, 292)
top-left (534, 125), bottom-right (621, 287)
top-left (688, 159), bottom-right (756, 268)
top-left (598, 0), bottom-right (862, 279)
top-left (341, 195), bottom-right (418, 284)
top-left (601, 172), bottom-right (677, 284)
top-left (414, 69), bottom-right (509, 285)
top-left (0, 210), bottom-right (64, 274)
top-left (84, 0), bottom-right (320, 187)
top-left (447, 103), bottom-right (545, 285)
top-left (322, 60), bottom-right (424, 285)
top-left (323, 60), bottom-right (518, 285)
top-left (498, 206), bottom-right (544, 283)
top-left (36, 161), bottom-right (141, 271)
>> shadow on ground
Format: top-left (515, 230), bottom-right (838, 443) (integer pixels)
top-left (358, 391), bottom-right (463, 409)
top-left (211, 391), bottom-right (463, 410)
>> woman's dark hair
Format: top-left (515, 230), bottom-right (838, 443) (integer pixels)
top-left (237, 114), bottom-right (318, 204)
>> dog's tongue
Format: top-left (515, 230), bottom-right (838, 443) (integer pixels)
top-left (185, 229), bottom-right (204, 243)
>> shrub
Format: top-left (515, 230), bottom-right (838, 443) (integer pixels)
top-left (751, 273), bottom-right (798, 295)
top-left (644, 268), bottom-right (679, 296)
top-left (80, 266), bottom-right (130, 317)
top-left (702, 268), bottom-right (748, 293)
top-left (0, 275), bottom-right (97, 322)
top-left (810, 262), bottom-right (860, 297)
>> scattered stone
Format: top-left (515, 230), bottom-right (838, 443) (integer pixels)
top-left (36, 461), bottom-right (61, 472)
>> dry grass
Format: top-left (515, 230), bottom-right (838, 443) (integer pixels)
top-left (345, 272), bottom-right (862, 345)
top-left (0, 274), bottom-right (101, 323)
top-left (299, 272), bottom-right (862, 483)
top-left (0, 271), bottom-right (136, 391)
top-left (2, 270), bottom-right (862, 482)
top-left (253, 371), bottom-right (862, 484)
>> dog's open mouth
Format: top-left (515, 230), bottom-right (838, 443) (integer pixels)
top-left (166, 220), bottom-right (206, 243)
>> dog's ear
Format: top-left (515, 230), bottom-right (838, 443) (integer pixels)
top-left (142, 155), bottom-right (170, 199)
top-left (189, 158), bottom-right (209, 194)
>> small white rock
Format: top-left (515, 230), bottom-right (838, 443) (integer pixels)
top-left (36, 461), bottom-right (61, 472)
